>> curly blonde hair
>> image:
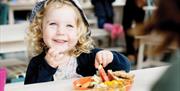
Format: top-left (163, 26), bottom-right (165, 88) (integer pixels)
top-left (27, 0), bottom-right (94, 58)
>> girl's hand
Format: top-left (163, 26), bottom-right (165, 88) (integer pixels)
top-left (45, 48), bottom-right (64, 68)
top-left (95, 50), bottom-right (113, 68)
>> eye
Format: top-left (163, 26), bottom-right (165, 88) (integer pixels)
top-left (66, 24), bottom-right (74, 28)
top-left (49, 22), bottom-right (57, 25)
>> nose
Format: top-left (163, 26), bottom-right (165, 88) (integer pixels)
top-left (56, 26), bottom-right (65, 35)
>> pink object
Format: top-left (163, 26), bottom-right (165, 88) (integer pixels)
top-left (0, 68), bottom-right (6, 91)
top-left (104, 23), bottom-right (114, 32)
top-left (104, 23), bottom-right (124, 39)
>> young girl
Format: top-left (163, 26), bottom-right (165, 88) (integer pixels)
top-left (24, 0), bottom-right (130, 84)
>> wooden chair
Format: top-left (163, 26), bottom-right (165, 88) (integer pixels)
top-left (135, 35), bottom-right (169, 69)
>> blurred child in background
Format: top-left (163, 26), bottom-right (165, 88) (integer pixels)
top-left (131, 0), bottom-right (180, 90)
top-left (91, 0), bottom-right (115, 28)
top-left (122, 0), bottom-right (146, 62)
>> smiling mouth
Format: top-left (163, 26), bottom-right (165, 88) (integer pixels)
top-left (53, 39), bottom-right (68, 44)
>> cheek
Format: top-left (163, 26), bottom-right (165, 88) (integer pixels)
top-left (43, 28), bottom-right (55, 39)
top-left (69, 31), bottom-right (78, 44)
top-left (42, 32), bottom-right (49, 46)
top-left (43, 31), bottom-right (49, 40)
top-left (42, 30), bottom-right (54, 46)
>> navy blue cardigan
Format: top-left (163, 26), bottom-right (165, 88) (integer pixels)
top-left (24, 48), bottom-right (130, 84)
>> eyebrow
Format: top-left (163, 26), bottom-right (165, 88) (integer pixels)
top-left (46, 20), bottom-right (55, 23)
top-left (45, 18), bottom-right (77, 25)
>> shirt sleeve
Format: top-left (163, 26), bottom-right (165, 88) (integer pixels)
top-left (76, 48), bottom-right (131, 77)
top-left (104, 50), bottom-right (131, 72)
top-left (24, 53), bottom-right (57, 84)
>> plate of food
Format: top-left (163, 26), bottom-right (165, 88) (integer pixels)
top-left (73, 65), bottom-right (134, 91)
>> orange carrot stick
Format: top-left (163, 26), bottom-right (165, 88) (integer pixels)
top-left (98, 64), bottom-right (109, 82)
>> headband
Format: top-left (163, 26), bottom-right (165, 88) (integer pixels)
top-left (29, 0), bottom-right (91, 35)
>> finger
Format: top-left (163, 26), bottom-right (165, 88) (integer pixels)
top-left (45, 49), bottom-right (54, 62)
top-left (51, 50), bottom-right (58, 58)
top-left (106, 53), bottom-right (112, 67)
top-left (102, 53), bottom-right (107, 67)
top-left (55, 53), bottom-right (64, 62)
top-left (98, 53), bottom-right (103, 64)
top-left (95, 53), bottom-right (103, 68)
top-left (108, 52), bottom-right (113, 63)
top-left (46, 49), bottom-right (53, 59)
top-left (58, 53), bottom-right (64, 58)
top-left (95, 59), bottom-right (99, 69)
top-left (48, 48), bottom-right (54, 57)
top-left (51, 47), bottom-right (60, 55)
top-left (53, 47), bottom-right (62, 56)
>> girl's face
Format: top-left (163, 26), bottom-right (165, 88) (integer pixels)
top-left (42, 5), bottom-right (79, 54)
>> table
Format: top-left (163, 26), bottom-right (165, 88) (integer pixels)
top-left (5, 66), bottom-right (169, 91)
top-left (131, 66), bottom-right (168, 91)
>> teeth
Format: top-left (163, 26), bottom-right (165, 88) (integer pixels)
top-left (54, 39), bottom-right (67, 43)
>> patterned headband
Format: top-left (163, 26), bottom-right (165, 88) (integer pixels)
top-left (29, 0), bottom-right (46, 23)
top-left (29, 0), bottom-right (90, 35)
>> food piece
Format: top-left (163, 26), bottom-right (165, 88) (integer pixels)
top-left (98, 64), bottom-right (109, 82)
top-left (81, 81), bottom-right (91, 88)
top-left (113, 71), bottom-right (135, 80)
top-left (76, 83), bottom-right (81, 87)
top-left (92, 75), bottom-right (102, 83)
top-left (73, 70), bottom-right (135, 91)
top-left (73, 77), bottom-right (94, 90)
top-left (108, 70), bottom-right (120, 80)
top-left (107, 70), bottom-right (114, 81)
